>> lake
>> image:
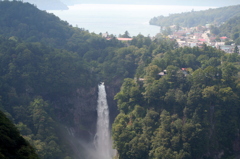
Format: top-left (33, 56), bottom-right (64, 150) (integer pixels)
top-left (47, 4), bottom-right (214, 37)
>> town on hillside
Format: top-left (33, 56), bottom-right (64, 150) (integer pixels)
top-left (102, 24), bottom-right (240, 54)
top-left (161, 24), bottom-right (240, 53)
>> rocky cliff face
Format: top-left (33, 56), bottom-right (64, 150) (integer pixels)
top-left (53, 80), bottom-right (122, 159)
top-left (71, 87), bottom-right (98, 140)
top-left (53, 86), bottom-right (97, 141)
top-left (54, 80), bottom-right (121, 139)
top-left (69, 81), bottom-right (120, 140)
top-left (106, 79), bottom-right (122, 127)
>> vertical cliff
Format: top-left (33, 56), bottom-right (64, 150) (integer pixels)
top-left (52, 79), bottom-right (121, 152)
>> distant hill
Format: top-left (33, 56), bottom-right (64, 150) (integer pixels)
top-left (0, 1), bottom-right (73, 47)
top-left (150, 4), bottom-right (240, 27)
top-left (20, 0), bottom-right (240, 10)
top-left (211, 16), bottom-right (240, 45)
top-left (0, 1), bottom-right (121, 50)
top-left (68, 0), bottom-right (240, 7)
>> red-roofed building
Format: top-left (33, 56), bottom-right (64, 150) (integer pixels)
top-left (220, 36), bottom-right (228, 39)
top-left (220, 36), bottom-right (228, 42)
top-left (117, 38), bottom-right (133, 41)
top-left (198, 39), bottom-right (206, 42)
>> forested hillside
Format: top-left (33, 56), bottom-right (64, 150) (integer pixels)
top-left (0, 1), bottom-right (119, 158)
top-left (112, 44), bottom-right (240, 159)
top-left (211, 16), bottom-right (240, 45)
top-left (1, 1), bottom-right (240, 159)
top-left (149, 4), bottom-right (240, 27)
top-left (0, 1), bottom-right (120, 50)
top-left (0, 35), bottom-right (92, 158)
top-left (0, 1), bottom-right (170, 158)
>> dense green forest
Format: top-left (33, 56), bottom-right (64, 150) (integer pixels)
top-left (0, 35), bottom-right (95, 158)
top-left (1, 1), bottom-right (240, 159)
top-left (0, 1), bottom-right (167, 158)
top-left (0, 110), bottom-right (39, 159)
top-left (112, 44), bottom-right (240, 159)
top-left (149, 4), bottom-right (240, 27)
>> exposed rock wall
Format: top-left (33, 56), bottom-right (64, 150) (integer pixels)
top-left (53, 80), bottom-right (121, 159)
top-left (106, 84), bottom-right (120, 128)
top-left (72, 87), bottom-right (98, 139)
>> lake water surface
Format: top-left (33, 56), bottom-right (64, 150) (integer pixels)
top-left (48, 4), bottom-right (214, 37)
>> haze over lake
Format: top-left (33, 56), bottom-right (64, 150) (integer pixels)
top-left (48, 4), bottom-right (214, 37)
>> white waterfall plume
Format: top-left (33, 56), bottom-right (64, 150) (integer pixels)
top-left (94, 83), bottom-right (114, 159)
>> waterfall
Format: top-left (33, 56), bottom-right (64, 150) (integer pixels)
top-left (94, 83), bottom-right (114, 159)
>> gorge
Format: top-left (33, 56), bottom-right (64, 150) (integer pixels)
top-left (1, 1), bottom-right (240, 159)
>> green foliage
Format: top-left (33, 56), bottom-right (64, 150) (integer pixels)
top-left (2, 1), bottom-right (240, 159)
top-left (0, 2), bottom-right (158, 158)
top-left (0, 1), bottom-right (73, 48)
top-left (0, 110), bottom-right (39, 159)
top-left (113, 45), bottom-right (240, 159)
top-left (150, 4), bottom-right (240, 27)
top-left (0, 27), bottom-right (93, 158)
top-left (215, 16), bottom-right (240, 44)
top-left (119, 31), bottom-right (131, 38)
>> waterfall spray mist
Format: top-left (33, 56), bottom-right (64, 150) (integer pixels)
top-left (94, 83), bottom-right (114, 159)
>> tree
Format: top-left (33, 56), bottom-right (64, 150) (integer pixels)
top-left (162, 27), bottom-right (172, 36)
top-left (121, 31), bottom-right (131, 38)
top-left (234, 45), bottom-right (239, 54)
